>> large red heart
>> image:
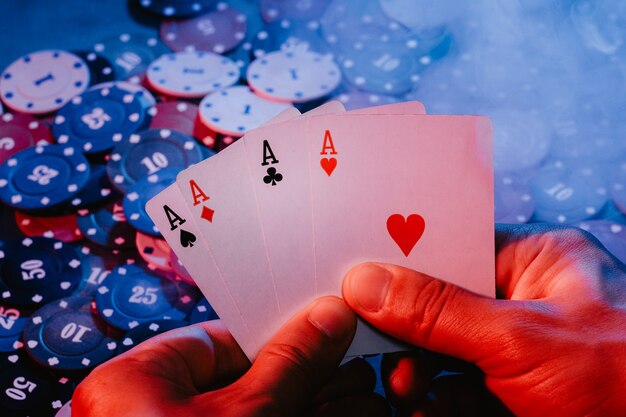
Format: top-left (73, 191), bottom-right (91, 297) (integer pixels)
top-left (320, 157), bottom-right (337, 176)
top-left (386, 214), bottom-right (425, 257)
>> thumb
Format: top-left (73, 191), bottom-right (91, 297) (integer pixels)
top-left (234, 296), bottom-right (357, 415)
top-left (342, 263), bottom-right (510, 363)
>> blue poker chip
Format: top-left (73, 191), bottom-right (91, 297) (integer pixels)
top-left (0, 302), bottom-right (29, 352)
top-left (251, 18), bottom-right (329, 58)
top-left (530, 161), bottom-right (609, 224)
top-left (123, 168), bottom-right (179, 236)
top-left (494, 172), bottom-right (535, 224)
top-left (0, 145), bottom-right (90, 211)
top-left (96, 264), bottom-right (199, 331)
top-left (0, 237), bottom-right (82, 307)
top-left (73, 51), bottom-right (116, 86)
top-left (69, 162), bottom-right (121, 210)
top-left (260, 0), bottom-right (332, 23)
top-left (53, 86), bottom-right (151, 154)
top-left (93, 33), bottom-right (170, 80)
top-left (139, 0), bottom-right (216, 17)
top-left (117, 319), bottom-right (188, 354)
top-left (73, 242), bottom-right (140, 296)
top-left (107, 128), bottom-right (203, 193)
top-left (0, 352), bottom-right (75, 416)
top-left (76, 201), bottom-right (136, 249)
top-left (188, 297), bottom-right (219, 324)
top-left (22, 296), bottom-right (118, 370)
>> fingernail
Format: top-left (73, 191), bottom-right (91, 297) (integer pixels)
top-left (346, 264), bottom-right (391, 312)
top-left (308, 298), bottom-right (355, 341)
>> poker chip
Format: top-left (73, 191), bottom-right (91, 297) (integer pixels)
top-left (22, 296), bottom-right (118, 370)
top-left (0, 352), bottom-right (74, 416)
top-left (0, 303), bottom-right (29, 352)
top-left (0, 237), bottom-right (82, 307)
top-left (53, 86), bottom-right (151, 154)
top-left (92, 80), bottom-right (157, 112)
top-left (73, 51), bottom-right (116, 86)
top-left (333, 89), bottom-right (399, 111)
top-left (247, 48), bottom-right (341, 103)
top-left (139, 0), bottom-right (216, 17)
top-left (0, 112), bottom-right (54, 165)
top-left (123, 168), bottom-right (178, 235)
top-left (107, 128), bottom-right (203, 193)
top-left (69, 163), bottom-right (121, 210)
top-left (576, 220), bottom-right (626, 264)
top-left (530, 162), bottom-right (608, 224)
top-left (74, 243), bottom-right (139, 296)
top-left (198, 85), bottom-right (293, 136)
top-left (76, 201), bottom-right (136, 249)
top-left (93, 33), bottom-right (169, 80)
top-left (0, 144), bottom-right (90, 211)
top-left (189, 297), bottom-right (218, 324)
top-left (148, 101), bottom-right (199, 137)
top-left (160, 7), bottom-right (247, 54)
top-left (611, 162), bottom-right (626, 215)
top-left (146, 52), bottom-right (240, 98)
top-left (492, 110), bottom-right (551, 172)
top-left (14, 211), bottom-right (83, 242)
top-left (251, 19), bottom-right (329, 58)
top-left (95, 264), bottom-right (198, 331)
top-left (0, 50), bottom-right (90, 115)
top-left (337, 43), bottom-right (420, 95)
top-left (494, 172), bottom-right (535, 224)
top-left (117, 319), bottom-right (188, 354)
top-left (136, 231), bottom-right (175, 273)
top-left (260, 0), bottom-right (332, 23)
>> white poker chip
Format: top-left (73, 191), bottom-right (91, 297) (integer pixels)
top-left (146, 51), bottom-right (240, 98)
top-left (0, 50), bottom-right (90, 114)
top-left (247, 48), bottom-right (342, 103)
top-left (199, 86), bottom-right (293, 136)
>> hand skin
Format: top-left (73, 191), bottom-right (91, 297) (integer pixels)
top-left (342, 223), bottom-right (626, 417)
top-left (73, 297), bottom-right (390, 417)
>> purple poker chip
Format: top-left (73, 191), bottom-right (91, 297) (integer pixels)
top-left (494, 172), bottom-right (535, 224)
top-left (576, 220), bottom-right (626, 264)
top-left (161, 6), bottom-right (247, 54)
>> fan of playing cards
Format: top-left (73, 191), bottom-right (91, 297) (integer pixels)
top-left (147, 101), bottom-right (495, 360)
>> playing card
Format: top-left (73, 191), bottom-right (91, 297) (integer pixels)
top-left (175, 102), bottom-right (345, 359)
top-left (242, 102), bottom-right (429, 328)
top-left (306, 114), bottom-right (494, 356)
top-left (146, 107), bottom-right (302, 357)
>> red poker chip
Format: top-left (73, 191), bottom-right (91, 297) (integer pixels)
top-left (148, 101), bottom-right (199, 137)
top-left (0, 112), bottom-right (54, 165)
top-left (14, 211), bottom-right (84, 242)
top-left (135, 231), bottom-right (175, 274)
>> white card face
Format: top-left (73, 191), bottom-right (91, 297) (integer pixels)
top-left (146, 184), bottom-right (257, 355)
top-left (148, 108), bottom-right (302, 358)
top-left (240, 102), bottom-right (430, 355)
top-left (306, 114), bottom-right (494, 355)
top-left (175, 103), bottom-right (346, 359)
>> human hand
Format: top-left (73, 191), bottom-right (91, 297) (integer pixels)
top-left (73, 296), bottom-right (390, 417)
top-left (342, 224), bottom-right (626, 417)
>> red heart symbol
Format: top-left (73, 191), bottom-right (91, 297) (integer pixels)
top-left (386, 214), bottom-right (425, 257)
top-left (320, 157), bottom-right (337, 176)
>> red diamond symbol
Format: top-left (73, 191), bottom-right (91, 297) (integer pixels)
top-left (201, 206), bottom-right (214, 223)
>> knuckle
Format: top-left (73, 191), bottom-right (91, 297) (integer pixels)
top-left (262, 342), bottom-right (317, 393)
top-left (408, 279), bottom-right (460, 344)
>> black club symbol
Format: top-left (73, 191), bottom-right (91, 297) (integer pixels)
top-left (263, 167), bottom-right (283, 186)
